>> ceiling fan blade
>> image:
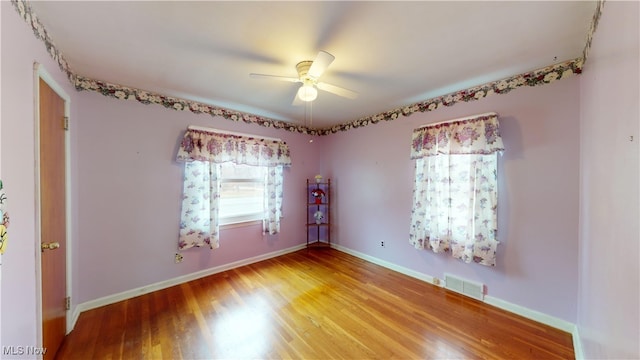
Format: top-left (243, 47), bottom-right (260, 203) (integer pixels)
top-left (307, 51), bottom-right (335, 79)
top-left (249, 73), bottom-right (300, 83)
top-left (317, 82), bottom-right (358, 99)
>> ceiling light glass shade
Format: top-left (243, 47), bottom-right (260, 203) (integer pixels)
top-left (297, 84), bottom-right (318, 102)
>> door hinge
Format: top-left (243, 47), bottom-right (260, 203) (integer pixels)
top-left (65, 296), bottom-right (71, 311)
top-left (63, 116), bottom-right (69, 131)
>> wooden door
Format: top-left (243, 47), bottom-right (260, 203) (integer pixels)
top-left (39, 78), bottom-right (67, 360)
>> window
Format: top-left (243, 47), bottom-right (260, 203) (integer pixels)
top-left (175, 127), bottom-right (291, 250)
top-left (408, 113), bottom-right (504, 266)
top-left (219, 163), bottom-right (266, 225)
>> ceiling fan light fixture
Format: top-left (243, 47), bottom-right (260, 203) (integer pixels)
top-left (297, 83), bottom-right (318, 102)
top-left (250, 51), bottom-right (357, 104)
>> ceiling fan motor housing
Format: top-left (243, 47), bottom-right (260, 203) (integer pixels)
top-left (296, 60), bottom-right (314, 80)
top-left (296, 60), bottom-right (318, 101)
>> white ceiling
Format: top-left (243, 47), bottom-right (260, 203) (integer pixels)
top-left (29, 1), bottom-right (597, 129)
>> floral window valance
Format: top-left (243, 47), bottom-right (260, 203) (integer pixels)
top-left (176, 128), bottom-right (291, 167)
top-left (408, 112), bottom-right (504, 266)
top-left (410, 113), bottom-right (504, 158)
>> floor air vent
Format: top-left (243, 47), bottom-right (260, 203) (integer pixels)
top-left (444, 274), bottom-right (484, 301)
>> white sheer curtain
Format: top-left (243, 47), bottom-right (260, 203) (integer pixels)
top-left (409, 113), bottom-right (504, 266)
top-left (176, 128), bottom-right (291, 250)
top-left (264, 166), bottom-right (284, 235)
top-left (178, 161), bottom-right (221, 250)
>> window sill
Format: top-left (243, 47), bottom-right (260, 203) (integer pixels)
top-left (220, 219), bottom-right (263, 230)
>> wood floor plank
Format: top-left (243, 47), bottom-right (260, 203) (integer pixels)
top-left (57, 248), bottom-right (574, 359)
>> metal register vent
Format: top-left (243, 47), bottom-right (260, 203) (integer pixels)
top-left (444, 274), bottom-right (484, 301)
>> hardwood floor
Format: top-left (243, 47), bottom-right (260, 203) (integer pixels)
top-left (58, 248), bottom-right (574, 359)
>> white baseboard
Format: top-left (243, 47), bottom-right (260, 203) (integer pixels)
top-left (484, 296), bottom-right (582, 358)
top-left (332, 244), bottom-right (580, 338)
top-left (483, 296), bottom-right (575, 333)
top-left (71, 242), bottom-right (584, 358)
top-left (572, 326), bottom-right (584, 360)
top-left (332, 244), bottom-right (442, 286)
top-left (73, 244), bottom-right (306, 325)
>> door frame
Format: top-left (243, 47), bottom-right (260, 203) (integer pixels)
top-left (33, 63), bottom-right (74, 345)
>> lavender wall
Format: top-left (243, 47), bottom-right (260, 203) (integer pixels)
top-left (1, 1), bottom-right (80, 351)
top-left (578, 2), bottom-right (639, 358)
top-left (75, 91), bottom-right (319, 303)
top-left (5, 1), bottom-right (638, 357)
top-left (317, 77), bottom-right (581, 322)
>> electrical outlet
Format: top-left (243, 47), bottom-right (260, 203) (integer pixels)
top-left (174, 253), bottom-right (184, 263)
top-left (381, 241), bottom-right (385, 247)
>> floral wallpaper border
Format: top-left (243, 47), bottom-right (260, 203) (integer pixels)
top-left (12, 0), bottom-right (604, 136)
top-left (582, 0), bottom-right (605, 64)
top-left (317, 58), bottom-right (583, 135)
top-left (73, 75), bottom-right (318, 135)
top-left (11, 0), bottom-right (75, 84)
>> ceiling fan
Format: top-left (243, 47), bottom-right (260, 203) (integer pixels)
top-left (249, 51), bottom-right (358, 104)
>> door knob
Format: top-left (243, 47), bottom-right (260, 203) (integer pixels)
top-left (41, 242), bottom-right (60, 251)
